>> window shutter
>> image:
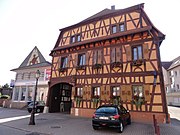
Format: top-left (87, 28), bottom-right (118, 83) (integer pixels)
top-left (82, 87), bottom-right (87, 100)
top-left (97, 49), bottom-right (102, 64)
top-left (58, 56), bottom-right (61, 69)
top-left (85, 52), bottom-right (89, 66)
top-left (126, 85), bottom-right (132, 101)
top-left (93, 51), bottom-right (97, 65)
top-left (74, 54), bottom-right (78, 67)
top-left (67, 55), bottom-right (70, 68)
top-left (116, 47), bottom-right (121, 62)
top-left (144, 85), bottom-right (151, 102)
top-left (100, 85), bottom-right (105, 100)
top-left (111, 48), bottom-right (116, 63)
top-left (143, 43), bottom-right (149, 60)
top-left (71, 87), bottom-right (76, 100)
top-left (120, 85), bottom-right (127, 101)
top-left (87, 86), bottom-right (92, 100)
top-left (126, 46), bottom-right (132, 61)
top-left (106, 85), bottom-right (111, 101)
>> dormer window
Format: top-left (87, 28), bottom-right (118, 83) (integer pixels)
top-left (119, 23), bottom-right (125, 32)
top-left (70, 34), bottom-right (81, 44)
top-left (71, 36), bottom-right (75, 43)
top-left (77, 34), bottom-right (81, 42)
top-left (112, 25), bottom-right (117, 34)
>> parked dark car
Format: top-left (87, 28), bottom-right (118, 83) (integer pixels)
top-left (27, 101), bottom-right (45, 113)
top-left (92, 104), bottom-right (131, 133)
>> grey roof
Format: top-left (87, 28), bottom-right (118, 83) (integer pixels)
top-left (168, 56), bottom-right (180, 70)
top-left (11, 46), bottom-right (51, 71)
top-left (81, 8), bottom-right (121, 23)
top-left (162, 62), bottom-right (173, 70)
top-left (162, 56), bottom-right (180, 70)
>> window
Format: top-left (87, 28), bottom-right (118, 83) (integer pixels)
top-left (21, 87), bottom-right (26, 101)
top-left (78, 53), bottom-right (86, 66)
top-left (14, 87), bottom-right (19, 101)
top-left (93, 87), bottom-right (100, 97)
top-left (28, 87), bottom-right (33, 101)
top-left (177, 84), bottom-right (179, 90)
top-left (132, 45), bottom-right (143, 60)
top-left (119, 23), bottom-right (125, 32)
top-left (175, 71), bottom-right (177, 77)
top-left (77, 34), bottom-right (81, 42)
top-left (70, 34), bottom-right (81, 43)
top-left (61, 57), bottom-right (68, 68)
top-left (76, 87), bottom-right (83, 97)
top-left (71, 36), bottom-right (75, 43)
top-left (112, 86), bottom-right (120, 97)
top-left (133, 85), bottom-right (144, 98)
top-left (112, 25), bottom-right (117, 34)
top-left (169, 71), bottom-right (174, 76)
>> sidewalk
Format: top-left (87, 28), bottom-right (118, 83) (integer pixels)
top-left (1, 112), bottom-right (180, 135)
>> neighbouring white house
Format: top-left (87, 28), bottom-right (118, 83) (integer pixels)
top-left (162, 56), bottom-right (180, 106)
top-left (10, 46), bottom-right (51, 108)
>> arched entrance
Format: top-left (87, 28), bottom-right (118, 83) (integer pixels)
top-left (49, 83), bottom-right (72, 113)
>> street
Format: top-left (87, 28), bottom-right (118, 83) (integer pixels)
top-left (0, 106), bottom-right (180, 135)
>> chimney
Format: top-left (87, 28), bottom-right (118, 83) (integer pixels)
top-left (111, 5), bottom-right (115, 10)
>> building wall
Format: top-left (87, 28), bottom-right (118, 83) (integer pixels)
top-left (12, 67), bottom-right (50, 108)
top-left (166, 66), bottom-right (180, 106)
top-left (49, 5), bottom-right (168, 123)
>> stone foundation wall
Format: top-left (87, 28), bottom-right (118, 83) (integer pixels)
top-left (0, 99), bottom-right (27, 109)
top-left (70, 107), bottom-right (170, 124)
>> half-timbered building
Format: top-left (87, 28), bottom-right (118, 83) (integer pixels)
top-left (46, 3), bottom-right (169, 123)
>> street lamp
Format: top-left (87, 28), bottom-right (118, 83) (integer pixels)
top-left (29, 70), bottom-right (41, 125)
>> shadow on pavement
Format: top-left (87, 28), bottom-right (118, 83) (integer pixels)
top-left (170, 118), bottom-right (180, 126)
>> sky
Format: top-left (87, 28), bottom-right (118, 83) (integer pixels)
top-left (0, 0), bottom-right (180, 86)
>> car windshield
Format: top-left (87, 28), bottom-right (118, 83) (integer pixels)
top-left (28, 101), bottom-right (45, 106)
top-left (96, 107), bottom-right (117, 114)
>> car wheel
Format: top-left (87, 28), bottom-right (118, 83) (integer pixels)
top-left (93, 126), bottom-right (99, 130)
top-left (117, 122), bottom-right (123, 133)
top-left (28, 110), bottom-right (31, 113)
top-left (127, 117), bottom-right (131, 125)
top-left (36, 108), bottom-right (41, 113)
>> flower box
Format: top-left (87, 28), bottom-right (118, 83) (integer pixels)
top-left (111, 62), bottom-right (122, 68)
top-left (76, 65), bottom-right (86, 70)
top-left (93, 64), bottom-right (103, 69)
top-left (59, 68), bottom-right (67, 72)
top-left (132, 59), bottom-right (144, 66)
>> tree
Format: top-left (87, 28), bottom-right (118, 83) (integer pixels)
top-left (2, 83), bottom-right (10, 88)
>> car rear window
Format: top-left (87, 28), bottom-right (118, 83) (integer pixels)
top-left (96, 107), bottom-right (117, 114)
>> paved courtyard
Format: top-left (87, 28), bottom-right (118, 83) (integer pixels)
top-left (0, 107), bottom-right (180, 135)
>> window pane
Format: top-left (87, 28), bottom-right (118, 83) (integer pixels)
top-left (94, 87), bottom-right (100, 96)
top-left (79, 54), bottom-right (85, 66)
top-left (28, 87), bottom-right (33, 101)
top-left (61, 57), bottom-right (68, 68)
top-left (138, 46), bottom-right (142, 59)
top-left (138, 86), bottom-right (143, 97)
top-left (112, 26), bottom-right (117, 33)
top-left (77, 35), bottom-right (81, 42)
top-left (119, 24), bottom-right (125, 32)
top-left (71, 36), bottom-right (75, 43)
top-left (133, 48), bottom-right (137, 60)
top-left (14, 87), bottom-right (19, 100)
top-left (112, 86), bottom-right (120, 96)
top-left (83, 54), bottom-right (86, 65)
top-left (21, 87), bottom-right (26, 101)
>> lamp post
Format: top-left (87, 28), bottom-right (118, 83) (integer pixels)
top-left (29, 70), bottom-right (41, 125)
